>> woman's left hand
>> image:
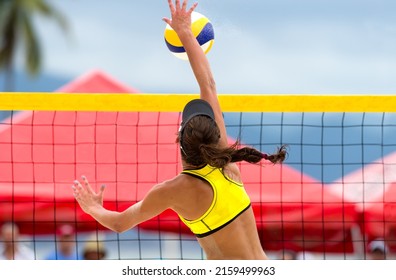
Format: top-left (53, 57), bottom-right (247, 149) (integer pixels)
top-left (72, 176), bottom-right (106, 215)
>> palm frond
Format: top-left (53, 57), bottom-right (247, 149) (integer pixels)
top-left (0, 0), bottom-right (69, 88)
top-left (20, 10), bottom-right (41, 75)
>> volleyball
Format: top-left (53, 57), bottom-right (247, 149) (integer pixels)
top-left (164, 11), bottom-right (214, 60)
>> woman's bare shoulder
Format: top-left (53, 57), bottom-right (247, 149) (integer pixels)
top-left (223, 163), bottom-right (242, 183)
top-left (156, 174), bottom-right (192, 194)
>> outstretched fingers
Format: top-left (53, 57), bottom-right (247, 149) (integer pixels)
top-left (72, 179), bottom-right (83, 198)
top-left (175, 0), bottom-right (181, 11)
top-left (178, 0), bottom-right (197, 14)
top-left (181, 0), bottom-right (188, 11)
top-left (167, 0), bottom-right (176, 13)
top-left (163, 17), bottom-right (171, 25)
top-left (175, 0), bottom-right (195, 12)
top-left (187, 2), bottom-right (198, 14)
top-left (72, 176), bottom-right (100, 198)
top-left (99, 184), bottom-right (106, 198)
top-left (81, 175), bottom-right (95, 194)
top-left (164, 0), bottom-right (198, 25)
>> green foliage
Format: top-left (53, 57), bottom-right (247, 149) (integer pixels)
top-left (0, 0), bottom-right (68, 90)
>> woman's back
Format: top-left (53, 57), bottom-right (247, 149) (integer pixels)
top-left (172, 163), bottom-right (268, 260)
top-left (198, 207), bottom-right (268, 259)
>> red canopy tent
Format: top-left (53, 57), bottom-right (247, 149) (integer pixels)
top-left (0, 70), bottom-right (357, 253)
top-left (0, 70), bottom-right (143, 234)
top-left (239, 162), bottom-right (357, 253)
top-left (328, 153), bottom-right (396, 251)
top-left (364, 182), bottom-right (396, 251)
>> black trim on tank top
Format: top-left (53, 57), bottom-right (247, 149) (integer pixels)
top-left (182, 164), bottom-right (208, 171)
top-left (181, 172), bottom-right (209, 183)
top-left (195, 204), bottom-right (251, 238)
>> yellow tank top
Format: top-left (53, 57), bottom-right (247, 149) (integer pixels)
top-left (179, 165), bottom-right (251, 238)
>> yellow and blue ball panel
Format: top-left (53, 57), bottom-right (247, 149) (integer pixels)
top-left (164, 12), bottom-right (215, 60)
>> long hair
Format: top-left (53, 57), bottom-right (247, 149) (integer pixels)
top-left (178, 115), bottom-right (287, 168)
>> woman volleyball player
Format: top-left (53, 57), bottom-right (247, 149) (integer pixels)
top-left (72, 0), bottom-right (286, 260)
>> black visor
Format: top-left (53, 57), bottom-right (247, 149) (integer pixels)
top-left (180, 99), bottom-right (215, 133)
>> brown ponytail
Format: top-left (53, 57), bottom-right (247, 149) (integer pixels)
top-left (198, 141), bottom-right (288, 168)
top-left (179, 115), bottom-right (288, 168)
top-left (265, 145), bottom-right (288, 164)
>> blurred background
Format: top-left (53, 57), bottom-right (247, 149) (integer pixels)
top-left (1, 0), bottom-right (396, 260)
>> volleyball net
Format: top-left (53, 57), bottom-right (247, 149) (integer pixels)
top-left (1, 93), bottom-right (396, 260)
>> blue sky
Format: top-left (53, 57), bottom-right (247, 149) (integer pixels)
top-left (23, 0), bottom-right (396, 94)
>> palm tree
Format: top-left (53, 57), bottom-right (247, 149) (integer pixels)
top-left (0, 0), bottom-right (68, 91)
